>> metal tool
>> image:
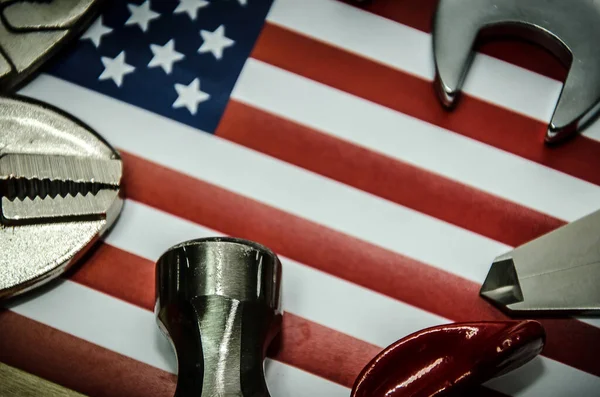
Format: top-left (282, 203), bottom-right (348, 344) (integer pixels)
top-left (432, 0), bottom-right (600, 144)
top-left (155, 237), bottom-right (283, 397)
top-left (0, 362), bottom-right (85, 397)
top-left (0, 95), bottom-right (123, 300)
top-left (480, 209), bottom-right (600, 315)
top-left (0, 0), bottom-right (103, 93)
top-left (351, 320), bottom-right (545, 397)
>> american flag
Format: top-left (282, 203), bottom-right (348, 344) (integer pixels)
top-left (2, 0), bottom-right (600, 395)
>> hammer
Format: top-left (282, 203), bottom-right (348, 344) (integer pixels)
top-left (155, 237), bottom-right (283, 397)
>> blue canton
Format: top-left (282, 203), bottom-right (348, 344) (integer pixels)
top-left (46, 0), bottom-right (274, 133)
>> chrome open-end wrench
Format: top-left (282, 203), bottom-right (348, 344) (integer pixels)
top-left (432, 0), bottom-right (600, 144)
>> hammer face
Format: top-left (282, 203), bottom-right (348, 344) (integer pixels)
top-left (155, 237), bottom-right (282, 397)
top-left (432, 0), bottom-right (600, 144)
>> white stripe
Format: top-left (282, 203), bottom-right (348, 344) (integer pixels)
top-left (108, 199), bottom-right (446, 348)
top-left (264, 359), bottom-right (348, 397)
top-left (584, 120), bottom-right (600, 141)
top-left (20, 75), bottom-right (507, 285)
top-left (267, 0), bottom-right (600, 142)
top-left (6, 281), bottom-right (346, 397)
top-left (232, 59), bottom-right (600, 222)
top-left (485, 357), bottom-right (600, 397)
top-left (579, 318), bottom-right (600, 328)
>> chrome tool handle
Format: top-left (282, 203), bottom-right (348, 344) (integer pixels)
top-left (155, 237), bottom-right (282, 397)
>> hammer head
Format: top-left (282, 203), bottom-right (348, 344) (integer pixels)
top-left (155, 237), bottom-right (282, 397)
top-left (432, 0), bottom-right (600, 144)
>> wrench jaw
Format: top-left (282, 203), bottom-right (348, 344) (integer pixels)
top-left (0, 189), bottom-right (120, 225)
top-left (432, 57), bottom-right (468, 109)
top-left (0, 154), bottom-right (123, 225)
top-left (432, 0), bottom-right (484, 109)
top-left (547, 72), bottom-right (600, 144)
top-left (433, 0), bottom-right (600, 144)
top-left (432, 18), bottom-right (568, 110)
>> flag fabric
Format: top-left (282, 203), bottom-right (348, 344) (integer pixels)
top-left (2, 0), bottom-right (600, 396)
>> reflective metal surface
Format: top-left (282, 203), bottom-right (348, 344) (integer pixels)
top-left (481, 209), bottom-right (600, 315)
top-left (0, 154), bottom-right (121, 222)
top-left (0, 95), bottom-right (123, 300)
top-left (432, 0), bottom-right (600, 144)
top-left (0, 0), bottom-right (103, 93)
top-left (155, 237), bottom-right (283, 397)
top-left (351, 321), bottom-right (545, 397)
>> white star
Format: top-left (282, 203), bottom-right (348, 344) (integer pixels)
top-left (198, 25), bottom-right (235, 60)
top-left (174, 0), bottom-right (209, 19)
top-left (173, 78), bottom-right (210, 115)
top-left (125, 1), bottom-right (160, 32)
top-left (148, 39), bottom-right (184, 74)
top-left (81, 16), bottom-right (112, 47)
top-left (237, 0), bottom-right (247, 5)
top-left (99, 51), bottom-right (135, 87)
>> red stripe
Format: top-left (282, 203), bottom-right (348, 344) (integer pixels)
top-left (251, 23), bottom-right (600, 187)
top-left (0, 310), bottom-right (176, 397)
top-left (69, 240), bottom-right (507, 397)
top-left (217, 100), bottom-right (563, 247)
top-left (119, 151), bottom-right (600, 378)
top-left (339, 0), bottom-right (567, 81)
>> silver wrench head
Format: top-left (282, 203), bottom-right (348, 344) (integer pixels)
top-left (0, 0), bottom-right (104, 93)
top-left (432, 0), bottom-right (600, 144)
top-left (0, 96), bottom-right (123, 301)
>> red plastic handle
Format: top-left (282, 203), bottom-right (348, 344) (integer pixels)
top-left (351, 320), bottom-right (545, 397)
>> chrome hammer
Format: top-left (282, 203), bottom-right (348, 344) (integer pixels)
top-left (155, 237), bottom-right (282, 397)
